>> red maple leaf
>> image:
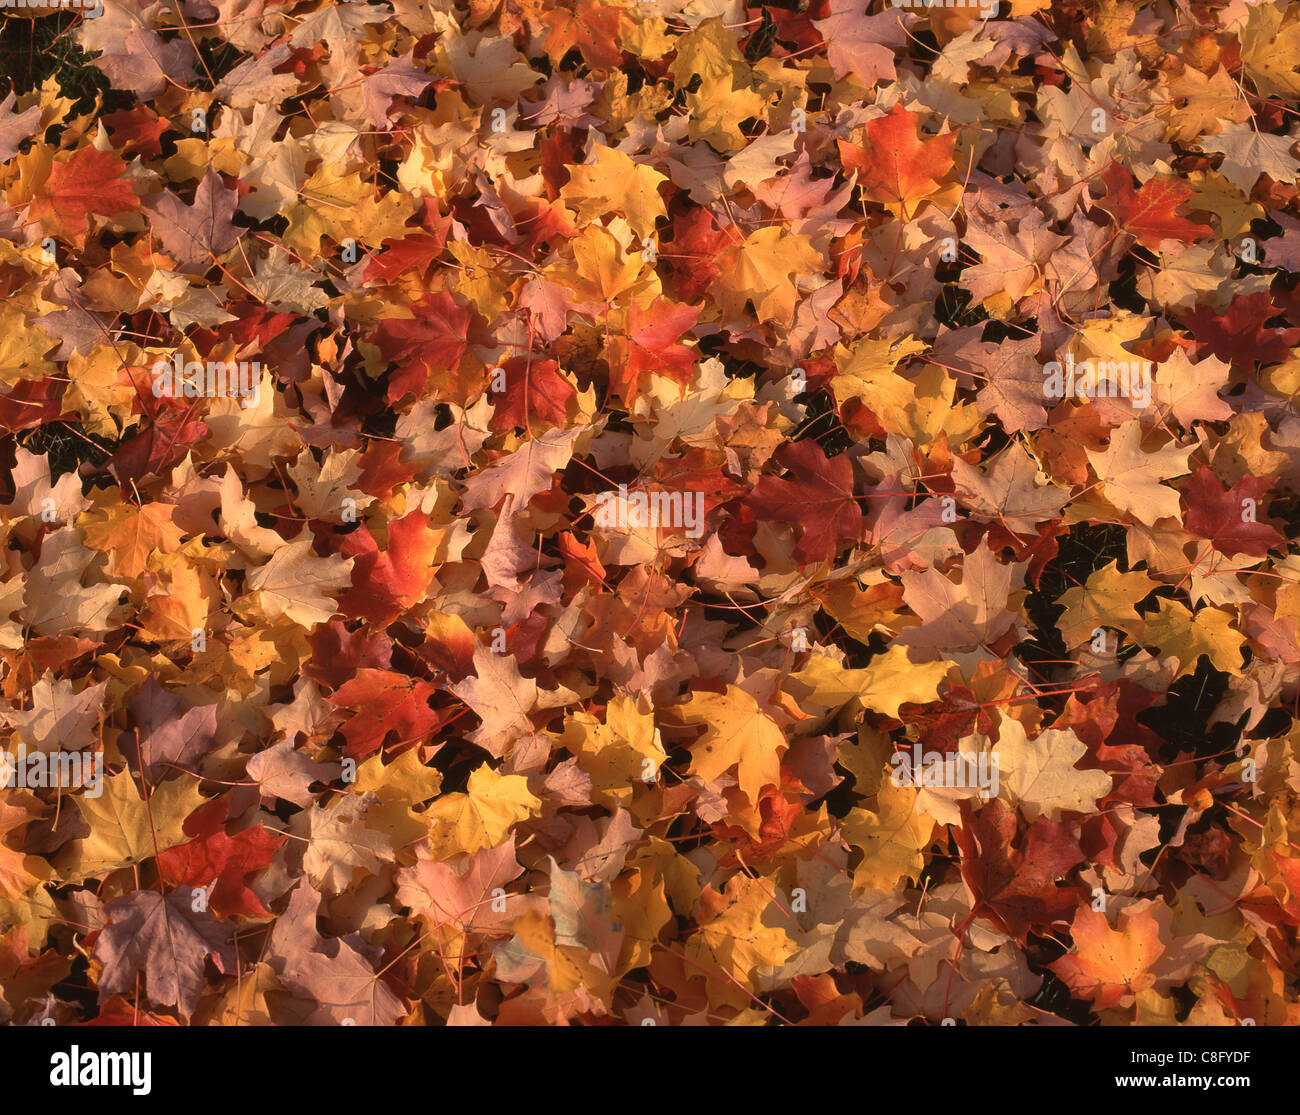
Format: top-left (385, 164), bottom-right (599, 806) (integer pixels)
top-left (955, 798), bottom-right (1089, 941)
top-left (102, 106), bottom-right (170, 159)
top-left (29, 146), bottom-right (139, 248)
top-left (328, 668), bottom-right (441, 758)
top-left (710, 771), bottom-right (808, 865)
top-left (649, 447), bottom-right (748, 514)
top-left (607, 299), bottom-right (699, 404)
top-left (748, 440), bottom-right (863, 564)
top-left (663, 209), bottom-right (730, 303)
top-left (0, 378), bottom-right (66, 433)
top-left (1179, 292), bottom-right (1300, 367)
top-left (106, 407), bottom-right (209, 485)
top-left (371, 290), bottom-right (473, 402)
top-left (542, 2), bottom-right (624, 69)
top-left (489, 356), bottom-right (576, 432)
top-left (1182, 466), bottom-right (1285, 558)
top-left (897, 685), bottom-right (993, 754)
top-left (364, 232), bottom-right (447, 285)
top-left (1094, 163), bottom-right (1215, 250)
top-left (356, 440), bottom-right (422, 497)
top-left (339, 511), bottom-right (442, 625)
top-left (1056, 683), bottom-right (1164, 811)
top-left (157, 825), bottom-right (283, 919)
top-left (304, 621), bottom-right (394, 689)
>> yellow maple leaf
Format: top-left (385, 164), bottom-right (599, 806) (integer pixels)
top-left (1055, 560), bottom-right (1158, 649)
top-left (0, 304), bottom-right (57, 385)
top-left (787, 645), bottom-right (954, 719)
top-left (63, 344), bottom-right (145, 437)
top-left (1085, 420), bottom-right (1191, 522)
top-left (841, 779), bottom-right (934, 892)
top-left (684, 873), bottom-right (798, 993)
top-left (560, 693), bottom-right (667, 809)
top-left (1138, 598), bottom-right (1245, 679)
top-left (560, 147), bottom-right (668, 241)
top-left (81, 502), bottom-right (185, 582)
top-left (711, 226), bottom-right (822, 325)
top-left (354, 749), bottom-right (443, 806)
top-left (1239, 4), bottom-right (1300, 99)
top-left (566, 225), bottom-right (644, 303)
top-left (425, 764), bottom-right (540, 858)
top-left (686, 76), bottom-right (765, 154)
top-left (672, 685), bottom-right (787, 804)
top-left (65, 770), bottom-right (202, 879)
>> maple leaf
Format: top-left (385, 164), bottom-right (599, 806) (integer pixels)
top-left (841, 779), bottom-right (935, 892)
top-left (1181, 466), bottom-right (1285, 558)
top-left (77, 1), bottom-right (196, 96)
top-left (246, 738), bottom-right (341, 808)
top-left (327, 669), bottom-right (441, 759)
top-left (1085, 421), bottom-right (1192, 522)
top-left (789, 644), bottom-right (954, 720)
top-left (94, 890), bottom-right (233, 1021)
top-left (371, 290), bottom-right (474, 403)
top-left (124, 678), bottom-right (218, 783)
top-left (303, 791), bottom-right (405, 893)
top-left (561, 694), bottom-right (667, 809)
top-left (606, 300), bottom-right (699, 404)
top-left (280, 936), bottom-right (407, 1026)
top-left (1179, 292), bottom-right (1300, 367)
top-left (448, 644), bottom-right (579, 758)
top-left (560, 146), bottom-right (667, 241)
top-left (425, 764), bottom-right (541, 859)
top-left (1054, 560), bottom-right (1158, 649)
top-left (360, 50), bottom-right (438, 127)
top-left (81, 500), bottom-right (185, 581)
top-left (992, 718), bottom-right (1113, 822)
top-left (711, 227), bottom-right (823, 326)
top-left (0, 796), bottom-right (51, 902)
top-left (813, 0), bottom-right (908, 84)
top-left (67, 770), bottom-right (203, 879)
top-left (489, 356), bottom-right (576, 432)
top-left (0, 91), bottom-right (40, 164)
top-left (28, 146), bottom-right (138, 249)
top-left (144, 167), bottom-right (241, 271)
top-left (951, 443), bottom-right (1068, 534)
top-left (1138, 598), bottom-right (1245, 680)
top-left (748, 440), bottom-right (862, 564)
top-left (967, 336), bottom-right (1052, 433)
top-left (895, 544), bottom-right (1028, 655)
top-left (1238, 4), bottom-right (1300, 100)
top-left (4, 672), bottom-right (105, 755)
top-left (838, 104), bottom-right (956, 219)
top-left (1202, 128), bottom-right (1300, 194)
top-left (244, 539), bottom-right (355, 630)
top-left (337, 512), bottom-right (442, 625)
top-left (157, 824), bottom-right (283, 918)
top-left (671, 685), bottom-right (788, 805)
top-left (685, 873), bottom-right (799, 990)
top-left (1050, 905), bottom-right (1165, 1010)
top-left (1093, 164), bottom-right (1215, 251)
top-left (1151, 349), bottom-right (1232, 426)
top-left (955, 798), bottom-right (1089, 941)
top-left (459, 426), bottom-right (584, 515)
top-left (397, 834), bottom-right (538, 935)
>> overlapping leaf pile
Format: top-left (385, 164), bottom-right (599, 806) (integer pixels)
top-left (0, 0), bottom-right (1298, 1025)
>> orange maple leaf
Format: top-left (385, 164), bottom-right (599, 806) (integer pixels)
top-left (837, 103), bottom-right (957, 218)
